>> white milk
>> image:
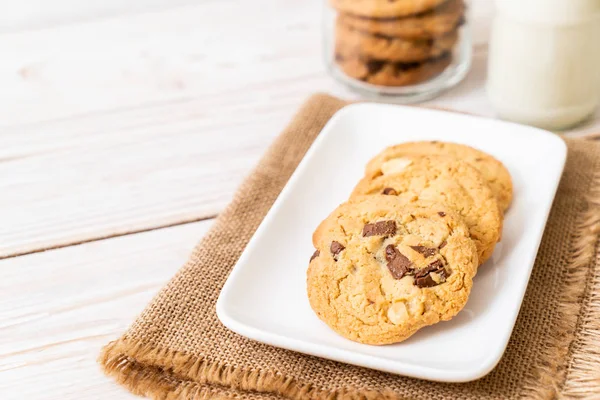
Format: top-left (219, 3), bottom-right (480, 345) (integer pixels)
top-left (487, 0), bottom-right (600, 130)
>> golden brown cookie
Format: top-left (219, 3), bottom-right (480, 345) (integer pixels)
top-left (330, 0), bottom-right (448, 18)
top-left (336, 53), bottom-right (451, 86)
top-left (338, 0), bottom-right (465, 39)
top-left (308, 196), bottom-right (478, 345)
top-left (351, 156), bottom-right (502, 265)
top-left (335, 18), bottom-right (458, 62)
top-left (365, 141), bottom-right (513, 212)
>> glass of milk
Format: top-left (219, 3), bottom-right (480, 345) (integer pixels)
top-left (487, 0), bottom-right (600, 130)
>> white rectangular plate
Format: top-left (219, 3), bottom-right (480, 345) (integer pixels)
top-left (216, 103), bottom-right (567, 382)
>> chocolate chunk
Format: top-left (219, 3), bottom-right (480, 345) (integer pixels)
top-left (439, 240), bottom-right (447, 249)
top-left (330, 241), bottom-right (345, 259)
top-left (382, 187), bottom-right (398, 195)
top-left (410, 245), bottom-right (437, 258)
top-left (396, 61), bottom-right (421, 71)
top-left (414, 260), bottom-right (449, 288)
top-left (310, 250), bottom-right (320, 262)
top-left (415, 275), bottom-right (438, 288)
top-left (415, 260), bottom-right (445, 278)
top-left (385, 244), bottom-right (413, 280)
top-left (366, 60), bottom-right (385, 74)
top-left (438, 211), bottom-right (446, 217)
top-left (385, 245), bottom-right (397, 261)
top-left (363, 221), bottom-right (397, 237)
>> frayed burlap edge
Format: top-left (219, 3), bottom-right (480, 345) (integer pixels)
top-left (519, 165), bottom-right (600, 400)
top-left (100, 338), bottom-right (408, 400)
top-left (560, 171), bottom-right (600, 399)
top-left (98, 346), bottom-right (238, 400)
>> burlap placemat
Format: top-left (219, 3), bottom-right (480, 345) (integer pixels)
top-left (100, 94), bottom-right (600, 399)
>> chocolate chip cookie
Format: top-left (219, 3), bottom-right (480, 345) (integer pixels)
top-left (365, 141), bottom-right (513, 212)
top-left (351, 155), bottom-right (502, 265)
top-left (338, 0), bottom-right (465, 39)
top-left (330, 0), bottom-right (448, 18)
top-left (336, 18), bottom-right (458, 62)
top-left (308, 195), bottom-right (478, 345)
top-left (336, 53), bottom-right (451, 86)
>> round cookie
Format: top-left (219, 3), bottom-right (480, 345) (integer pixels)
top-left (338, 0), bottom-right (465, 39)
top-left (351, 155), bottom-right (502, 265)
top-left (330, 0), bottom-right (448, 18)
top-left (365, 141), bottom-right (513, 212)
top-left (335, 19), bottom-right (458, 63)
top-left (308, 196), bottom-right (478, 345)
top-left (336, 53), bottom-right (451, 86)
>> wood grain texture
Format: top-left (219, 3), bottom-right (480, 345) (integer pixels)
top-left (0, 220), bottom-right (212, 399)
top-left (0, 0), bottom-right (200, 33)
top-left (0, 0), bottom-right (510, 259)
top-left (2, 46), bottom-right (597, 259)
top-left (0, 0), bottom-right (339, 258)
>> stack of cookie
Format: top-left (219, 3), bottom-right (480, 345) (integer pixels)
top-left (307, 141), bottom-right (512, 345)
top-left (331, 0), bottom-right (465, 86)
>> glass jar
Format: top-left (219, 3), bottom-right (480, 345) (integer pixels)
top-left (323, 0), bottom-right (472, 102)
top-left (487, 0), bottom-right (600, 130)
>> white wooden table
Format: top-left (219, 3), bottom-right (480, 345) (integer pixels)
top-left (1, 1), bottom-right (599, 398)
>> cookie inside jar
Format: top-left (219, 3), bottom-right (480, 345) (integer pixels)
top-left (325, 0), bottom-right (470, 100)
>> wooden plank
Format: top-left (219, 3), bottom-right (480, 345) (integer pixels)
top-left (0, 0), bottom-right (343, 258)
top-left (0, 0), bottom-right (340, 127)
top-left (0, 0), bottom-right (199, 33)
top-left (0, 100), bottom-right (293, 257)
top-left (0, 220), bottom-right (212, 399)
